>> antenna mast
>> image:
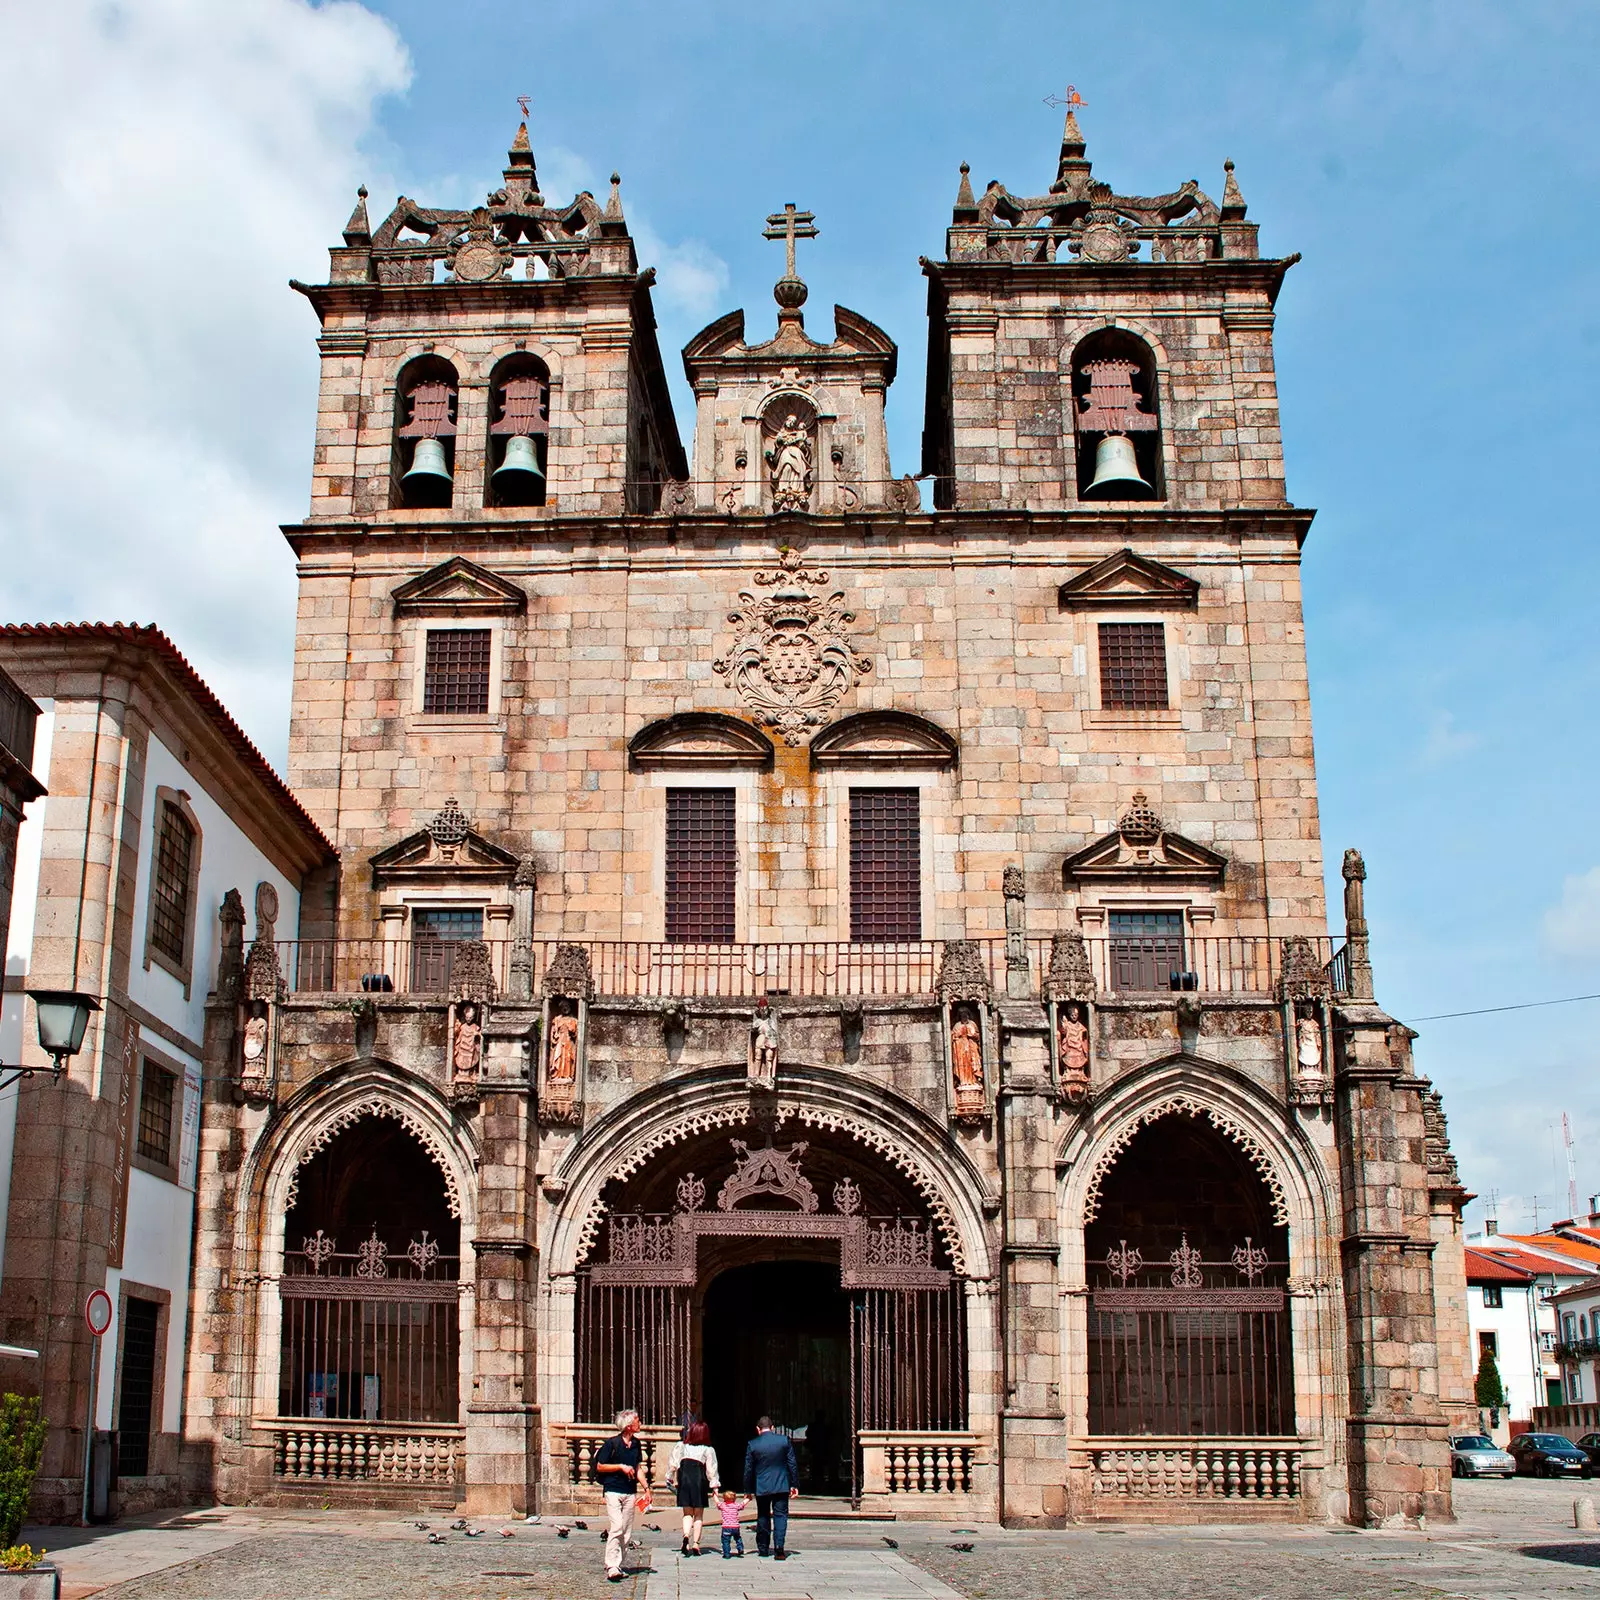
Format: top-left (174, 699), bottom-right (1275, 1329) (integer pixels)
top-left (1564, 1113), bottom-right (1580, 1220)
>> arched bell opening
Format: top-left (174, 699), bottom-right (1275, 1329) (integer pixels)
top-left (1071, 328), bottom-right (1163, 501)
top-left (278, 1116), bottom-right (462, 1425)
top-left (574, 1119), bottom-right (967, 1501)
top-left (485, 353), bottom-right (550, 507)
top-left (1084, 1114), bottom-right (1291, 1437)
top-left (392, 355), bottom-right (459, 509)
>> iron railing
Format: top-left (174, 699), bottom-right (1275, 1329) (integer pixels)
top-left (270, 935), bottom-right (1345, 1001)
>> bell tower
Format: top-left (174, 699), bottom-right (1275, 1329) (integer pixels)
top-left (921, 108), bottom-right (1295, 513)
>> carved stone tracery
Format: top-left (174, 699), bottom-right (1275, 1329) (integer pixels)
top-left (285, 1101), bottom-right (464, 1220)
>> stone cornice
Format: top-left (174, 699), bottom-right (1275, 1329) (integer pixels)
top-left (924, 253), bottom-right (1298, 307)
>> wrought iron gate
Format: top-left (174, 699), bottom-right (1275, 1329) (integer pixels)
top-left (575, 1282), bottom-right (693, 1426)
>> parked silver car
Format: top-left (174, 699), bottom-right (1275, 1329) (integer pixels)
top-left (1449, 1433), bottom-right (1516, 1478)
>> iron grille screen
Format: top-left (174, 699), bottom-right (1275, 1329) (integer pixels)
top-left (410, 907), bottom-right (483, 993)
top-left (665, 789), bottom-right (737, 943)
top-left (1109, 909), bottom-right (1186, 993)
top-left (117, 1297), bottom-right (161, 1477)
top-left (150, 802), bottom-right (194, 963)
top-left (850, 789), bottom-right (921, 942)
top-left (1099, 622), bottom-right (1169, 710)
top-left (422, 629), bottom-right (492, 715)
top-left (136, 1059), bottom-right (176, 1165)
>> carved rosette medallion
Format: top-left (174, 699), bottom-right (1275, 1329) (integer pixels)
top-left (714, 549), bottom-right (872, 745)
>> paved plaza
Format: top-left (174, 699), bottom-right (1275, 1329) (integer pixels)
top-left (12, 1480), bottom-right (1596, 1600)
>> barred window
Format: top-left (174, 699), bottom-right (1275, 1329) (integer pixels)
top-left (850, 789), bottom-right (921, 942)
top-left (1098, 622), bottom-right (1169, 710)
top-left (136, 1059), bottom-right (176, 1166)
top-left (422, 629), bottom-right (492, 715)
top-left (665, 789), bottom-right (736, 944)
top-left (150, 803), bottom-right (194, 964)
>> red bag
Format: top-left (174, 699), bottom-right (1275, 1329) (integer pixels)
top-left (635, 1484), bottom-right (653, 1514)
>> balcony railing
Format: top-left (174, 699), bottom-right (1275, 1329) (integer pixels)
top-left (270, 935), bottom-right (1344, 1001)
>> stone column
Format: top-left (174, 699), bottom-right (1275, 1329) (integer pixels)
top-left (465, 1007), bottom-right (540, 1515)
top-left (1002, 865), bottom-right (1031, 1000)
top-left (509, 857), bottom-right (536, 1000)
top-left (996, 1001), bottom-right (1066, 1525)
top-left (1333, 1000), bottom-right (1453, 1526)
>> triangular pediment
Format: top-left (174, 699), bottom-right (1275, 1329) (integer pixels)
top-left (1063, 823), bottom-right (1226, 887)
top-left (1057, 547), bottom-right (1200, 611)
top-left (370, 825), bottom-right (522, 888)
top-left (392, 556), bottom-right (527, 617)
top-left (810, 711), bottom-right (958, 770)
top-left (629, 713), bottom-right (774, 770)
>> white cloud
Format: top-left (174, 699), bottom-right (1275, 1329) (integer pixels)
top-left (632, 222), bottom-right (732, 322)
top-left (1417, 709), bottom-right (1480, 767)
top-left (0, 0), bottom-right (411, 762)
top-left (1543, 867), bottom-right (1600, 961)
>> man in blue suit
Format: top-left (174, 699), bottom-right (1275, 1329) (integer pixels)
top-left (742, 1416), bottom-right (799, 1560)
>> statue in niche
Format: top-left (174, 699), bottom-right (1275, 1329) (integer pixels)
top-left (241, 998), bottom-right (269, 1085)
top-left (548, 1007), bottom-right (579, 1086)
top-left (1058, 1001), bottom-right (1091, 1103)
top-left (453, 1001), bottom-right (482, 1082)
top-left (750, 998), bottom-right (779, 1089)
top-left (1295, 1003), bottom-right (1323, 1074)
top-left (765, 413), bottom-right (813, 512)
top-left (950, 1007), bottom-right (984, 1095)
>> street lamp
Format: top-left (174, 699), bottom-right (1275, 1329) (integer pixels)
top-left (0, 990), bottom-right (102, 1091)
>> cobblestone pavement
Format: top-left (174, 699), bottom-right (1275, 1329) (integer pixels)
top-left (27, 1478), bottom-right (1600, 1600)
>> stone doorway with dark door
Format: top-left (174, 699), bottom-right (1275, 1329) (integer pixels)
top-left (701, 1260), bottom-right (851, 1497)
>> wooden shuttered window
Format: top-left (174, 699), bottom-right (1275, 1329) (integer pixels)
top-left (1098, 622), bottom-right (1169, 710)
top-left (423, 628), bottom-right (492, 715)
top-left (665, 789), bottom-right (737, 943)
top-left (850, 788), bottom-right (921, 942)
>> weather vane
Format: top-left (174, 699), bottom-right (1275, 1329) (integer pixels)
top-left (1044, 84), bottom-right (1087, 114)
top-left (517, 94), bottom-right (532, 120)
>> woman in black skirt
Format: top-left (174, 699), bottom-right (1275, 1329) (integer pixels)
top-left (667, 1420), bottom-right (719, 1555)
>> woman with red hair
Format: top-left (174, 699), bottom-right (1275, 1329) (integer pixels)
top-left (667, 1421), bottom-right (719, 1556)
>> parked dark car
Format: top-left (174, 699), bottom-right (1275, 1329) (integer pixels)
top-left (1508, 1432), bottom-right (1592, 1477)
top-left (1575, 1432), bottom-right (1600, 1470)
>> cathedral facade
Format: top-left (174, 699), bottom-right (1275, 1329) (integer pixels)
top-left (185, 113), bottom-right (1470, 1526)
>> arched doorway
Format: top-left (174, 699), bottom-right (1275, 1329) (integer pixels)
top-left (1084, 1114), bottom-right (1292, 1437)
top-left (278, 1117), bottom-right (462, 1425)
top-left (575, 1122), bottom-right (966, 1499)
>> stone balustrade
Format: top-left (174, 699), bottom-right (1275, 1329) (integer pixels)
top-left (1087, 1437), bottom-right (1303, 1504)
top-left (858, 1431), bottom-right (981, 1495)
top-left (551, 1422), bottom-right (681, 1491)
top-left (265, 1417), bottom-right (464, 1487)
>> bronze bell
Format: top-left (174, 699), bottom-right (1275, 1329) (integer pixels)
top-left (492, 434), bottom-right (545, 498)
top-left (1084, 433), bottom-right (1152, 498)
top-left (401, 436), bottom-right (452, 489)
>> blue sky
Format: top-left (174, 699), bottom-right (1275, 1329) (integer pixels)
top-left (2, 1), bottom-right (1597, 1227)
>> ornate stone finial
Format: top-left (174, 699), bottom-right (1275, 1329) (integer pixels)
top-left (428, 798), bottom-right (470, 860)
top-left (954, 162), bottom-right (978, 219)
top-left (604, 172), bottom-right (624, 223)
top-left (1060, 108), bottom-right (1085, 155)
top-left (541, 942), bottom-right (595, 1001)
top-left (449, 940), bottom-right (497, 1004)
top-left (1342, 848), bottom-right (1367, 933)
top-left (1043, 931), bottom-right (1096, 1003)
top-left (1421, 1084), bottom-right (1462, 1188)
top-left (343, 185), bottom-right (371, 246)
top-left (1277, 935), bottom-right (1331, 1005)
top-left (936, 939), bottom-right (992, 1004)
top-left (218, 889), bottom-right (246, 1000)
top-left (1118, 791), bottom-right (1162, 844)
top-left (514, 855), bottom-right (538, 889)
top-left (1003, 864), bottom-right (1025, 901)
top-left (1220, 158), bottom-right (1247, 221)
top-left (508, 120), bottom-right (534, 164)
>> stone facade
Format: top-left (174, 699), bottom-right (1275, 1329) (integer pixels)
top-left (176, 116), bottom-right (1465, 1527)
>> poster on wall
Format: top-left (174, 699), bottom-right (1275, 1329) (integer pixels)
top-left (177, 1062), bottom-right (203, 1189)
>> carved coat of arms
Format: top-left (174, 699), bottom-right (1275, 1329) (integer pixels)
top-left (713, 549), bottom-right (871, 745)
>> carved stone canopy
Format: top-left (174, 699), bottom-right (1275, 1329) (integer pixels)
top-left (1057, 547), bottom-right (1200, 612)
top-left (936, 939), bottom-right (992, 1004)
top-left (541, 942), bottom-right (595, 1002)
top-left (1063, 797), bottom-right (1227, 889)
top-left (1043, 931), bottom-right (1097, 1003)
top-left (370, 805), bottom-right (523, 892)
top-left (392, 555), bottom-right (527, 618)
top-left (448, 940), bottom-right (497, 1003)
top-left (809, 710), bottom-right (958, 770)
top-left (1277, 935), bottom-right (1332, 1005)
top-left (628, 713), bottom-right (774, 771)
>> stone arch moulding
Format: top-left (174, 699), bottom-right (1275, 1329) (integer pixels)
top-left (628, 712), bottom-right (775, 771)
top-left (549, 1067), bottom-right (994, 1281)
top-left (809, 709), bottom-right (958, 770)
top-left (1057, 314), bottom-right (1176, 377)
top-left (256, 1064), bottom-right (479, 1228)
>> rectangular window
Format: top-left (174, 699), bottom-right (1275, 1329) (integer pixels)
top-left (117, 1297), bottom-right (161, 1478)
top-left (1481, 1285), bottom-right (1503, 1309)
top-left (665, 789), bottom-right (737, 943)
top-left (1478, 1330), bottom-right (1498, 1358)
top-left (149, 802), bottom-right (194, 964)
top-left (1108, 909), bottom-right (1187, 993)
top-left (136, 1059), bottom-right (176, 1166)
top-left (1099, 622), bottom-right (1169, 710)
top-left (422, 628), bottom-right (492, 715)
top-left (849, 789), bottom-right (922, 943)
top-left (410, 907), bottom-right (484, 992)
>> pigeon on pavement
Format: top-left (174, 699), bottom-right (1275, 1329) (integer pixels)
top-left (950, 1542), bottom-right (974, 1552)
top-left (882, 1536), bottom-right (899, 1548)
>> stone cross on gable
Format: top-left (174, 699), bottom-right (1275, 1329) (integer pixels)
top-left (763, 203), bottom-right (818, 282)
